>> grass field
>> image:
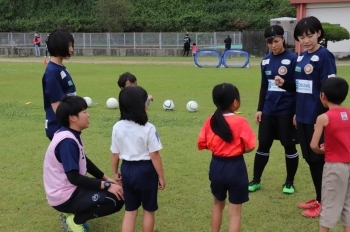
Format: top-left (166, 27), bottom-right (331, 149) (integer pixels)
top-left (1, 55), bottom-right (350, 232)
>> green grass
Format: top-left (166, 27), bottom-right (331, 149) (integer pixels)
top-left (1, 56), bottom-right (350, 231)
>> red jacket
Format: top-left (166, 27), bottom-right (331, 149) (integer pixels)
top-left (33, 37), bottom-right (41, 46)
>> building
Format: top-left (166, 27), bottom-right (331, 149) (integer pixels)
top-left (290, 0), bottom-right (350, 58)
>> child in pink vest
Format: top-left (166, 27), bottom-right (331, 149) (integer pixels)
top-left (43, 95), bottom-right (124, 232)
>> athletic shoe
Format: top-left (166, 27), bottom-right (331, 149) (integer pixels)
top-left (248, 180), bottom-right (261, 192)
top-left (297, 199), bottom-right (318, 209)
top-left (282, 182), bottom-right (295, 194)
top-left (302, 202), bottom-right (321, 218)
top-left (66, 214), bottom-right (88, 232)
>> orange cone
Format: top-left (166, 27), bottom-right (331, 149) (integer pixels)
top-left (44, 59), bottom-right (47, 65)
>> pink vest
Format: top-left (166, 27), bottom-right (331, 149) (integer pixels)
top-left (324, 108), bottom-right (350, 162)
top-left (43, 131), bottom-right (87, 206)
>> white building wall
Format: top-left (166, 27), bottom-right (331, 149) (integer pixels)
top-left (306, 2), bottom-right (350, 58)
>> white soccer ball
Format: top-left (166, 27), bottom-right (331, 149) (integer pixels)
top-left (106, 98), bottom-right (119, 109)
top-left (186, 100), bottom-right (198, 112)
top-left (83, 97), bottom-right (92, 107)
top-left (163, 100), bottom-right (175, 110)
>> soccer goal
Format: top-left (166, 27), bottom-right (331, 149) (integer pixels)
top-left (194, 49), bottom-right (250, 68)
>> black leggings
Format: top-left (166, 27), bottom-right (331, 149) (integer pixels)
top-left (297, 122), bottom-right (325, 202)
top-left (53, 187), bottom-right (124, 224)
top-left (183, 45), bottom-right (190, 56)
top-left (306, 160), bottom-right (324, 202)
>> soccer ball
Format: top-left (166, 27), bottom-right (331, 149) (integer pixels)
top-left (106, 98), bottom-right (119, 109)
top-left (186, 100), bottom-right (198, 112)
top-left (163, 100), bottom-right (175, 110)
top-left (83, 97), bottom-right (92, 107)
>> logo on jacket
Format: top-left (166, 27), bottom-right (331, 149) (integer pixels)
top-left (278, 66), bottom-right (287, 75)
top-left (304, 64), bottom-right (313, 74)
top-left (341, 112), bottom-right (348, 121)
top-left (92, 193), bottom-right (100, 202)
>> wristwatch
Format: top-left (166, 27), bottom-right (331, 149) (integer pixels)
top-left (104, 181), bottom-right (111, 190)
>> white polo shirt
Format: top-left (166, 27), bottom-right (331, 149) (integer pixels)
top-left (110, 120), bottom-right (162, 161)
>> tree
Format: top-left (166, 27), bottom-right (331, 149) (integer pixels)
top-left (92, 0), bottom-right (133, 32)
top-left (321, 23), bottom-right (350, 48)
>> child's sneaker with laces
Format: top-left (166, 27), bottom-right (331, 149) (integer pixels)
top-left (282, 181), bottom-right (295, 194)
top-left (297, 199), bottom-right (318, 209)
top-left (302, 202), bottom-right (321, 218)
top-left (248, 179), bottom-right (261, 192)
top-left (66, 214), bottom-right (88, 232)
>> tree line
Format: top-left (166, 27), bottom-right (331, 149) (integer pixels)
top-left (0, 0), bottom-right (296, 32)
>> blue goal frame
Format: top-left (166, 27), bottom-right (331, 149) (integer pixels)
top-left (193, 50), bottom-right (222, 68)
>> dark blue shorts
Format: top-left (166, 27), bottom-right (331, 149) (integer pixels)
top-left (209, 155), bottom-right (249, 204)
top-left (121, 160), bottom-right (158, 211)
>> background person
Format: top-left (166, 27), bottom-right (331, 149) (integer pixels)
top-left (224, 34), bottom-right (232, 51)
top-left (33, 34), bottom-right (41, 57)
top-left (45, 34), bottom-right (50, 58)
top-left (117, 72), bottom-right (153, 107)
top-left (183, 33), bottom-right (191, 57)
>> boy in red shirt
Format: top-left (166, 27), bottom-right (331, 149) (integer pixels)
top-left (310, 77), bottom-right (350, 232)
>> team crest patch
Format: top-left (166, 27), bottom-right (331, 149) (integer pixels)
top-left (304, 64), bottom-right (313, 74)
top-left (278, 66), bottom-right (287, 75)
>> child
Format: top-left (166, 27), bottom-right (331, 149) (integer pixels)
top-left (42, 28), bottom-right (76, 140)
top-left (275, 16), bottom-right (336, 217)
top-left (197, 83), bottom-right (256, 232)
top-left (192, 43), bottom-right (198, 56)
top-left (117, 72), bottom-right (153, 107)
top-left (110, 85), bottom-right (165, 232)
top-left (43, 95), bottom-right (124, 232)
top-left (310, 77), bottom-right (350, 232)
top-left (249, 25), bottom-right (299, 194)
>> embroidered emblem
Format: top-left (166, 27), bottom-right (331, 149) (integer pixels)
top-left (304, 64), bottom-right (313, 74)
top-left (278, 66), bottom-right (287, 75)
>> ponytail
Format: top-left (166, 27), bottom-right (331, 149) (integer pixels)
top-left (210, 108), bottom-right (233, 143)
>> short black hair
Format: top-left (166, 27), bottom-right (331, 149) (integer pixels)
top-left (119, 85), bottom-right (148, 125)
top-left (118, 72), bottom-right (137, 88)
top-left (321, 77), bottom-right (349, 105)
top-left (264, 25), bottom-right (286, 47)
top-left (47, 29), bottom-right (74, 57)
top-left (210, 83), bottom-right (240, 143)
top-left (56, 95), bottom-right (87, 128)
top-left (294, 16), bottom-right (324, 42)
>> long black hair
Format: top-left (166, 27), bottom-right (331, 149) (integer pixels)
top-left (210, 83), bottom-right (240, 143)
top-left (119, 85), bottom-right (148, 125)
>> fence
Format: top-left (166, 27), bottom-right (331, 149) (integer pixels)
top-left (0, 32), bottom-right (242, 49)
